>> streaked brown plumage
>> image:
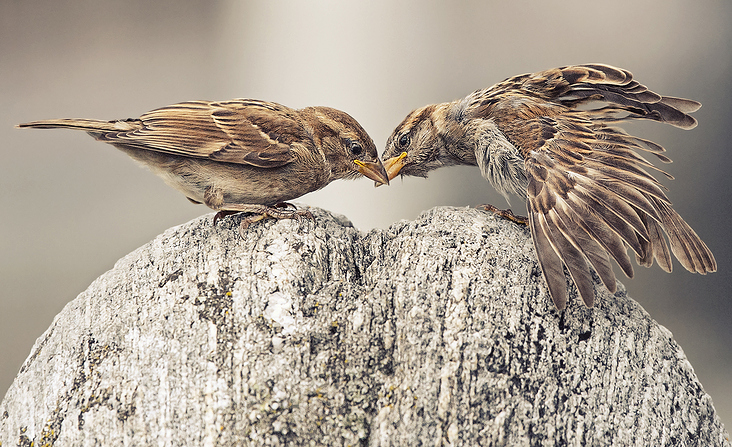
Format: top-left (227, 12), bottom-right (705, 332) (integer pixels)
top-left (18, 99), bottom-right (389, 232)
top-left (381, 64), bottom-right (716, 309)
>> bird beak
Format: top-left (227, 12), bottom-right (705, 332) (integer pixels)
top-left (354, 160), bottom-right (390, 186)
top-left (374, 152), bottom-right (408, 187)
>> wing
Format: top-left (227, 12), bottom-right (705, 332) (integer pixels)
top-left (494, 102), bottom-right (713, 308)
top-left (470, 64), bottom-right (700, 130)
top-left (466, 64), bottom-right (713, 309)
top-left (97, 99), bottom-right (306, 168)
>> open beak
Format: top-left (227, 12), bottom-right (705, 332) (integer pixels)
top-left (374, 152), bottom-right (408, 187)
top-left (354, 160), bottom-right (390, 186)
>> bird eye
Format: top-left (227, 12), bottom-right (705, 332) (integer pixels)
top-left (398, 133), bottom-right (410, 148)
top-left (348, 141), bottom-right (363, 156)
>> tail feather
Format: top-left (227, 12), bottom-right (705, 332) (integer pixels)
top-left (16, 118), bottom-right (138, 132)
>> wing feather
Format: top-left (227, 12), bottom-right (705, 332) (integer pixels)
top-left (554, 205), bottom-right (617, 293)
top-left (635, 209), bottom-right (673, 272)
top-left (543, 207), bottom-right (597, 307)
top-left (96, 99), bottom-right (302, 168)
top-left (528, 199), bottom-right (569, 309)
top-left (463, 64), bottom-right (712, 307)
top-left (650, 197), bottom-right (717, 273)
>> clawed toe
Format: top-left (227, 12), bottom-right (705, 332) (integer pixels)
top-left (273, 202), bottom-right (298, 210)
top-left (213, 210), bottom-right (240, 226)
top-left (477, 204), bottom-right (529, 226)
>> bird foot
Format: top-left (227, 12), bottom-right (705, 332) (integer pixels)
top-left (212, 203), bottom-right (314, 235)
top-left (238, 205), bottom-right (313, 236)
top-left (476, 204), bottom-right (528, 226)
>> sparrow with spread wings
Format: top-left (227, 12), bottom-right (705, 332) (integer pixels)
top-left (380, 64), bottom-right (716, 309)
top-left (18, 99), bottom-right (389, 232)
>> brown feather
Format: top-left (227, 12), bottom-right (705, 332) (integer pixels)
top-left (544, 209), bottom-right (596, 307)
top-left (650, 198), bottom-right (717, 273)
top-left (529, 202), bottom-right (569, 310)
top-left (554, 205), bottom-right (617, 293)
top-left (123, 100), bottom-right (301, 168)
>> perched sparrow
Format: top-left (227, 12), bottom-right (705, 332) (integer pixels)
top-left (18, 99), bottom-right (389, 232)
top-left (381, 64), bottom-right (716, 309)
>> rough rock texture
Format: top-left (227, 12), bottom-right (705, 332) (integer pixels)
top-left (1, 206), bottom-right (729, 446)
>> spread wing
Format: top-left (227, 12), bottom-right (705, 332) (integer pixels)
top-left (471, 64), bottom-right (715, 309)
top-left (473, 63), bottom-right (700, 130)
top-left (98, 99), bottom-right (306, 168)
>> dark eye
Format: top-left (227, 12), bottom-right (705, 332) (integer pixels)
top-left (398, 133), bottom-right (410, 148)
top-left (349, 141), bottom-right (363, 156)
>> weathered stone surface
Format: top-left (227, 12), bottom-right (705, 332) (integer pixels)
top-left (1, 206), bottom-right (729, 446)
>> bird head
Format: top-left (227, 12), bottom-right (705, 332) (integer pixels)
top-left (380, 103), bottom-right (462, 184)
top-left (305, 106), bottom-right (389, 185)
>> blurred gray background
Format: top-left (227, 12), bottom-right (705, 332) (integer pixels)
top-left (2, 0), bottom-right (730, 428)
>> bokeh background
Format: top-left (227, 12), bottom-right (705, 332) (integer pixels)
top-left (2, 0), bottom-right (730, 428)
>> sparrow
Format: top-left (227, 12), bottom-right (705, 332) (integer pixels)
top-left (18, 99), bottom-right (389, 232)
top-left (380, 64), bottom-right (716, 309)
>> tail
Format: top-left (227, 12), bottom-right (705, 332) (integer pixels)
top-left (16, 118), bottom-right (138, 132)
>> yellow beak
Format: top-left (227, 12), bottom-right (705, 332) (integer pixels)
top-left (374, 152), bottom-right (408, 187)
top-left (354, 160), bottom-right (390, 186)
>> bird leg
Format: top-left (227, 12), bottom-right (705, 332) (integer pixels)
top-left (476, 204), bottom-right (529, 226)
